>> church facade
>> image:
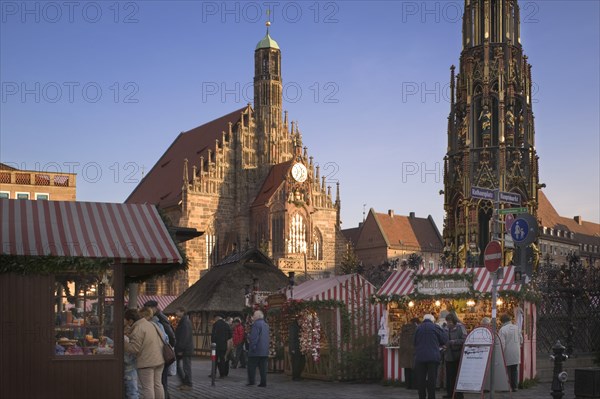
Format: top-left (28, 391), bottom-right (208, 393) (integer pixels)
top-left (442, 0), bottom-right (540, 267)
top-left (126, 25), bottom-right (344, 295)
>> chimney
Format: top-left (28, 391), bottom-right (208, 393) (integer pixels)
top-left (574, 216), bottom-right (583, 225)
top-left (358, 222), bottom-right (363, 228)
top-left (409, 212), bottom-right (415, 218)
top-left (388, 209), bottom-right (394, 218)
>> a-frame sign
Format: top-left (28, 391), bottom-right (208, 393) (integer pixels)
top-left (455, 326), bottom-right (511, 398)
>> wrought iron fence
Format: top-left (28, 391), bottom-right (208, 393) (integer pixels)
top-left (535, 255), bottom-right (600, 355)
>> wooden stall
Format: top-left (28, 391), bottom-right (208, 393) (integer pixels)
top-left (274, 274), bottom-right (384, 381)
top-left (0, 199), bottom-right (184, 399)
top-left (374, 266), bottom-right (536, 384)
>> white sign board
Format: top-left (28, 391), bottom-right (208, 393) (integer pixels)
top-left (416, 278), bottom-right (470, 295)
top-left (455, 345), bottom-right (491, 391)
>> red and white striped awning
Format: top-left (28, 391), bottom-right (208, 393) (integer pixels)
top-left (377, 266), bottom-right (521, 297)
top-left (0, 199), bottom-right (182, 264)
top-left (288, 274), bottom-right (376, 302)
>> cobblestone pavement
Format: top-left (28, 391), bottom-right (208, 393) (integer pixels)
top-left (168, 359), bottom-right (575, 399)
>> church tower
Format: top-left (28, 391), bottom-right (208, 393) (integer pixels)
top-left (254, 21), bottom-right (290, 168)
top-left (442, 0), bottom-right (540, 267)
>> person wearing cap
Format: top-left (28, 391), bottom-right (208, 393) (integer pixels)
top-left (414, 314), bottom-right (448, 399)
top-left (144, 300), bottom-right (176, 399)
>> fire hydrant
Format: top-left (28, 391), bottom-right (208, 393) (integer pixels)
top-left (549, 340), bottom-right (568, 399)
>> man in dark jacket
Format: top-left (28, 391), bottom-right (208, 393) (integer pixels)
top-left (145, 300), bottom-right (176, 399)
top-left (211, 315), bottom-right (232, 378)
top-left (288, 318), bottom-right (304, 381)
top-left (414, 314), bottom-right (448, 399)
top-left (175, 307), bottom-right (194, 391)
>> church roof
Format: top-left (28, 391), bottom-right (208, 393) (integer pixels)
top-left (256, 31), bottom-right (279, 50)
top-left (251, 161), bottom-right (292, 208)
top-left (341, 227), bottom-right (361, 247)
top-left (538, 191), bottom-right (600, 245)
top-left (125, 107), bottom-right (245, 207)
top-left (372, 211), bottom-right (443, 251)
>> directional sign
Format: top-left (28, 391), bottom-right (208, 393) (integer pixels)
top-left (484, 240), bottom-right (502, 273)
top-left (510, 214), bottom-right (538, 246)
top-left (498, 191), bottom-right (521, 205)
top-left (498, 207), bottom-right (528, 215)
top-left (471, 187), bottom-right (495, 201)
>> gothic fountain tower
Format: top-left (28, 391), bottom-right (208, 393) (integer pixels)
top-left (442, 0), bottom-right (540, 267)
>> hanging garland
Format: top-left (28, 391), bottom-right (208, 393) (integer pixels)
top-left (298, 309), bottom-right (321, 363)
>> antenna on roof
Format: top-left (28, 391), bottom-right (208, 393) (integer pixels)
top-left (363, 203), bottom-right (367, 222)
top-left (265, 8), bottom-right (271, 33)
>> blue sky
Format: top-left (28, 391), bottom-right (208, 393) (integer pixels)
top-left (1, 1), bottom-right (599, 231)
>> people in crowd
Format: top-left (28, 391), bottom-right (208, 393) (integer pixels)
top-left (443, 313), bottom-right (467, 399)
top-left (499, 313), bottom-right (523, 392)
top-left (211, 314), bottom-right (232, 378)
top-left (124, 333), bottom-right (139, 399)
top-left (174, 306), bottom-right (194, 391)
top-left (145, 300), bottom-right (177, 399)
top-left (247, 310), bottom-right (270, 388)
top-left (480, 317), bottom-right (491, 326)
top-left (399, 317), bottom-right (420, 389)
top-left (414, 313), bottom-right (448, 399)
top-left (232, 317), bottom-right (247, 369)
top-left (288, 318), bottom-right (305, 381)
top-left (124, 308), bottom-right (165, 399)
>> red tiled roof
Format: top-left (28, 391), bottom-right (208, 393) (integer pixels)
top-left (538, 191), bottom-right (600, 245)
top-left (374, 212), bottom-right (443, 252)
top-left (251, 161), bottom-right (292, 208)
top-left (126, 107), bottom-right (245, 207)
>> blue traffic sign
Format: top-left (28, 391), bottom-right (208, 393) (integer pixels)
top-left (511, 218), bottom-right (529, 243)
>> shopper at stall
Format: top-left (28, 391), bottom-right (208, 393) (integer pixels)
top-left (443, 313), bottom-right (467, 399)
top-left (289, 318), bottom-right (305, 381)
top-left (247, 310), bottom-right (270, 388)
top-left (211, 314), bottom-right (232, 378)
top-left (124, 308), bottom-right (165, 399)
top-left (175, 306), bottom-right (194, 391)
top-left (399, 317), bottom-right (419, 389)
top-left (145, 300), bottom-right (176, 399)
top-left (414, 313), bottom-right (448, 399)
top-left (232, 317), bottom-right (247, 368)
top-left (499, 313), bottom-right (523, 392)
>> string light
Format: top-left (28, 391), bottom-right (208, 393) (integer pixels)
top-left (466, 299), bottom-right (476, 307)
top-left (497, 298), bottom-right (503, 306)
top-left (408, 301), bottom-right (415, 308)
top-left (435, 300), bottom-right (441, 307)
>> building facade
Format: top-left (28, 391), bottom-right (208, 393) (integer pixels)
top-left (127, 25), bottom-right (344, 294)
top-left (0, 162), bottom-right (76, 201)
top-left (442, 0), bottom-right (540, 267)
top-left (538, 191), bottom-right (600, 267)
top-left (343, 209), bottom-right (443, 270)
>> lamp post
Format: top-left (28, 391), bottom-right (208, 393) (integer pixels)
top-left (288, 271), bottom-right (295, 299)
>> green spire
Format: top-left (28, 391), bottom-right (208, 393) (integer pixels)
top-left (256, 21), bottom-right (279, 50)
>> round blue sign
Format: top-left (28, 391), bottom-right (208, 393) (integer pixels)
top-left (510, 218), bottom-right (529, 243)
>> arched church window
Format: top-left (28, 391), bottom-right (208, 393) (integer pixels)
top-left (288, 213), bottom-right (307, 254)
top-left (206, 232), bottom-right (217, 268)
top-left (312, 229), bottom-right (323, 260)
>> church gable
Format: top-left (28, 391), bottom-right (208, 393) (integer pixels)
top-left (126, 107), bottom-right (244, 207)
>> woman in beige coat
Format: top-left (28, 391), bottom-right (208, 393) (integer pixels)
top-left (125, 309), bottom-right (165, 399)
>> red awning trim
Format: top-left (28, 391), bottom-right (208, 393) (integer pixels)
top-left (377, 266), bottom-right (521, 297)
top-left (0, 199), bottom-right (182, 264)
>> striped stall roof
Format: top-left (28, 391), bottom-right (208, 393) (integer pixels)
top-left (377, 266), bottom-right (521, 296)
top-left (0, 199), bottom-right (182, 264)
top-left (135, 295), bottom-right (178, 311)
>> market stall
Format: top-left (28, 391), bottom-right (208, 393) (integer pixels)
top-left (0, 199), bottom-right (185, 399)
top-left (269, 274), bottom-right (384, 381)
top-left (373, 266), bottom-right (536, 384)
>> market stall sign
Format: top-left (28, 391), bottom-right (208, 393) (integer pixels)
top-left (416, 278), bottom-right (471, 295)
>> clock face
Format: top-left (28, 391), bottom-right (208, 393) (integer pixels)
top-left (291, 163), bottom-right (308, 183)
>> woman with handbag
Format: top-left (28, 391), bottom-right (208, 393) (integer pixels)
top-left (125, 308), bottom-right (165, 399)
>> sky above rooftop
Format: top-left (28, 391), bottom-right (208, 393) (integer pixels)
top-left (1, 1), bottom-right (598, 230)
